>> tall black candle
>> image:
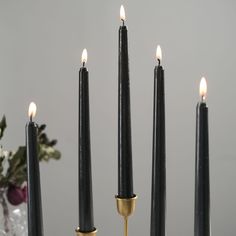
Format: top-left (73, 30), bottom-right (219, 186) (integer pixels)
top-left (118, 5), bottom-right (134, 199)
top-left (26, 102), bottom-right (44, 236)
top-left (194, 77), bottom-right (210, 236)
top-left (78, 49), bottom-right (95, 232)
top-left (150, 46), bottom-right (166, 236)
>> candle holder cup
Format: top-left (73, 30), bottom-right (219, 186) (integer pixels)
top-left (115, 195), bottom-right (137, 236)
top-left (75, 228), bottom-right (97, 236)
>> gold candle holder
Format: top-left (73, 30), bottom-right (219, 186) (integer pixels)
top-left (75, 228), bottom-right (97, 236)
top-left (115, 195), bottom-right (137, 236)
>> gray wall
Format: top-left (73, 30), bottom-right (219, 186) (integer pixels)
top-left (1, 0), bottom-right (236, 235)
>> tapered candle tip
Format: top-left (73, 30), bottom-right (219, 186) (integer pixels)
top-left (28, 102), bottom-right (37, 120)
top-left (81, 48), bottom-right (88, 65)
top-left (156, 45), bottom-right (162, 62)
top-left (199, 77), bottom-right (207, 100)
top-left (120, 5), bottom-right (126, 21)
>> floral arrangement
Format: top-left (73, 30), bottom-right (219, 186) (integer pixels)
top-left (0, 115), bottom-right (61, 234)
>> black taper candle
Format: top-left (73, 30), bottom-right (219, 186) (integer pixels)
top-left (118, 5), bottom-right (134, 199)
top-left (150, 46), bottom-right (166, 236)
top-left (194, 77), bottom-right (210, 236)
top-left (78, 49), bottom-right (95, 232)
top-left (26, 102), bottom-right (44, 236)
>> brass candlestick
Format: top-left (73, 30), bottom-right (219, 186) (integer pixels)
top-left (75, 228), bottom-right (97, 236)
top-left (115, 195), bottom-right (137, 236)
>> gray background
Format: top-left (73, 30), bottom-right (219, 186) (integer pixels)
top-left (0, 0), bottom-right (236, 235)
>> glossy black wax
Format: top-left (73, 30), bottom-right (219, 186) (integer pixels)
top-left (194, 102), bottom-right (210, 236)
top-left (26, 121), bottom-right (44, 236)
top-left (118, 24), bottom-right (134, 198)
top-left (150, 64), bottom-right (166, 236)
top-left (79, 67), bottom-right (94, 232)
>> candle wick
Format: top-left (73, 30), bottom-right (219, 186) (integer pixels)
top-left (158, 59), bottom-right (161, 66)
top-left (201, 95), bottom-right (205, 102)
top-left (122, 19), bottom-right (125, 26)
top-left (82, 62), bottom-right (85, 67)
top-left (30, 115), bottom-right (33, 122)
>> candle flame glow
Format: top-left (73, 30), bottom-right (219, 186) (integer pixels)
top-left (28, 102), bottom-right (37, 119)
top-left (156, 45), bottom-right (162, 62)
top-left (120, 5), bottom-right (126, 21)
top-left (81, 48), bottom-right (88, 65)
top-left (199, 77), bottom-right (207, 100)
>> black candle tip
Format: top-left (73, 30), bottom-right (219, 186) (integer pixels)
top-left (30, 116), bottom-right (33, 122)
top-left (157, 58), bottom-right (161, 66)
top-left (121, 19), bottom-right (125, 26)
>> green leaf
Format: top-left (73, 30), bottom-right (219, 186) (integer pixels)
top-left (38, 124), bottom-right (46, 134)
top-left (0, 116), bottom-right (7, 140)
top-left (38, 144), bottom-right (61, 162)
top-left (6, 146), bottom-right (27, 186)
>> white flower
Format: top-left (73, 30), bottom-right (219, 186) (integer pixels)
top-left (0, 146), bottom-right (10, 175)
top-left (3, 151), bottom-right (9, 157)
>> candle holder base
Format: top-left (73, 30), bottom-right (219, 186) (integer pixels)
top-left (115, 195), bottom-right (137, 236)
top-left (75, 228), bottom-right (97, 236)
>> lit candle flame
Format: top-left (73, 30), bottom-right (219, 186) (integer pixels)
top-left (199, 77), bottom-right (207, 100)
top-left (120, 5), bottom-right (126, 21)
top-left (81, 48), bottom-right (88, 65)
top-left (156, 45), bottom-right (162, 62)
top-left (28, 102), bottom-right (37, 119)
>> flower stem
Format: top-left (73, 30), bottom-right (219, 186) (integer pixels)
top-left (0, 189), bottom-right (10, 233)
